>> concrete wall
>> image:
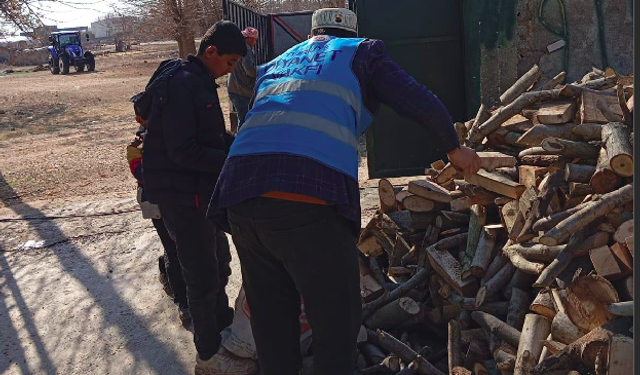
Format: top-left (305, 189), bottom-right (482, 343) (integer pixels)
top-left (471, 0), bottom-right (633, 109)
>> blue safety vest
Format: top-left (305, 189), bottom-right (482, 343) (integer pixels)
top-left (228, 36), bottom-right (374, 180)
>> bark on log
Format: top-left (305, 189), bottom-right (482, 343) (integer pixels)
top-left (591, 147), bottom-right (622, 194)
top-left (562, 274), bottom-right (620, 332)
top-left (504, 270), bottom-right (536, 300)
top-left (530, 289), bottom-right (556, 319)
top-left (597, 98), bottom-right (624, 122)
top-left (520, 155), bottom-right (570, 167)
top-left (470, 225), bottom-right (501, 277)
top-left (602, 122), bottom-right (633, 177)
top-left (471, 311), bottom-right (521, 349)
top-left (359, 342), bottom-right (387, 365)
top-left (365, 297), bottom-right (421, 330)
top-left (507, 243), bottom-right (566, 262)
top-left (404, 195), bottom-right (448, 213)
top-left (616, 84), bottom-right (632, 126)
top-left (533, 230), bottom-right (608, 287)
top-left (476, 261), bottom-right (515, 307)
top-left (572, 123), bottom-right (604, 141)
top-left (513, 314), bottom-right (551, 375)
top-left (540, 184), bottom-right (633, 246)
top-left (507, 287), bottom-right (530, 331)
top-left (379, 179), bottom-right (399, 214)
top-left (607, 334), bottom-right (633, 375)
top-left (373, 330), bottom-right (446, 375)
top-left (542, 340), bottom-right (566, 355)
top-left (480, 252), bottom-right (510, 287)
top-left (362, 268), bottom-right (430, 320)
top-left (504, 242), bottom-right (545, 275)
top-left (606, 301), bottom-right (633, 317)
top-left (534, 71), bottom-right (567, 91)
top-left (448, 320), bottom-right (463, 374)
top-left (613, 219), bottom-right (633, 244)
top-left (369, 257), bottom-right (390, 292)
top-left (467, 89), bottom-right (563, 147)
top-left (516, 170), bottom-right (564, 243)
top-left (500, 64), bottom-right (541, 105)
top-left (568, 182), bottom-right (593, 196)
top-left (461, 205), bottom-right (487, 279)
top-left (532, 203), bottom-right (587, 232)
top-left (564, 163), bottom-right (596, 183)
top-left (442, 211), bottom-right (471, 223)
top-left (408, 180), bottom-right (456, 203)
top-left (503, 114), bottom-right (534, 133)
top-left (541, 137), bottom-right (600, 159)
top-left (518, 147), bottom-right (548, 158)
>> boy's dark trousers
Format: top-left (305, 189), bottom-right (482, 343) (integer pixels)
top-left (228, 197), bottom-right (361, 375)
top-left (159, 202), bottom-right (234, 360)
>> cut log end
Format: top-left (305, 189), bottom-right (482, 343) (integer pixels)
top-left (610, 154), bottom-right (633, 177)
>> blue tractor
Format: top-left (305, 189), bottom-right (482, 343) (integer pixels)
top-left (47, 32), bottom-right (96, 75)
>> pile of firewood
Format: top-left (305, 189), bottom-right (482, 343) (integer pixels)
top-left (356, 66), bottom-right (633, 375)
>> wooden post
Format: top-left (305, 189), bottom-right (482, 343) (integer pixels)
top-left (513, 314), bottom-right (551, 375)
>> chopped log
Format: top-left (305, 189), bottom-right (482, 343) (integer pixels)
top-left (468, 102), bottom-right (491, 142)
top-left (507, 288), bottom-right (530, 331)
top-left (500, 200), bottom-right (519, 235)
top-left (513, 314), bottom-right (551, 375)
top-left (532, 319), bottom-right (632, 374)
top-left (532, 203), bottom-right (587, 232)
top-left (590, 147), bottom-right (622, 193)
top-left (360, 256), bottom-right (385, 302)
top-left (616, 84), bottom-right (632, 126)
top-left (408, 180), bottom-right (456, 203)
top-left (504, 242), bottom-right (545, 275)
top-left (613, 219), bottom-right (633, 243)
top-left (404, 195), bottom-right (448, 213)
top-left (369, 257), bottom-right (390, 292)
top-left (504, 270), bottom-right (536, 300)
top-left (397, 190), bottom-right (412, 207)
top-left (493, 349), bottom-right (516, 372)
top-left (361, 268), bottom-right (430, 320)
top-left (625, 235), bottom-right (633, 255)
top-left (431, 160), bottom-right (446, 171)
top-left (596, 98), bottom-right (624, 122)
top-left (471, 311), bottom-right (521, 349)
top-left (467, 89), bottom-right (563, 147)
top-left (602, 123), bottom-right (633, 177)
top-left (465, 169), bottom-right (525, 199)
top-left (387, 211), bottom-right (437, 232)
top-left (481, 252), bottom-right (509, 287)
top-left (373, 330), bottom-right (445, 375)
top-left (435, 233), bottom-right (469, 250)
top-left (530, 289), bottom-right (556, 319)
top-left (520, 154), bottom-right (570, 167)
top-left (542, 340), bottom-right (566, 356)
top-left (551, 311), bottom-right (586, 345)
top-left (607, 301), bottom-right (633, 317)
top-left (507, 243), bottom-right (566, 262)
top-left (540, 184), bottom-right (633, 246)
top-left (502, 114), bottom-right (534, 133)
top-left (534, 71), bottom-right (567, 91)
top-left (518, 165), bottom-right (547, 188)
top-left (450, 197), bottom-right (475, 212)
top-left (627, 94), bottom-right (634, 113)
top-left (441, 211), bottom-right (471, 224)
top-left (609, 242), bottom-right (633, 272)
top-left (536, 101), bottom-right (577, 125)
top-left (472, 363), bottom-right (490, 375)
top-left (580, 88), bottom-right (623, 123)
top-left (470, 225), bottom-right (502, 277)
top-left (561, 274), bottom-right (619, 332)
top-left (564, 163), bottom-right (596, 183)
top-left (541, 137), bottom-right (600, 159)
top-left (448, 320), bottom-right (463, 374)
top-left (364, 297), bottom-right (421, 330)
top-left (574, 75), bottom-right (618, 90)
top-left (475, 261), bottom-right (515, 307)
top-left (572, 123), bottom-right (603, 140)
top-left (500, 64), bottom-right (541, 105)
top-left (426, 245), bottom-right (478, 297)
top-left (555, 255), bottom-right (595, 289)
top-left (358, 236), bottom-right (384, 257)
top-left (516, 169), bottom-right (564, 243)
top-left (379, 179), bottom-right (399, 214)
top-left (569, 182), bottom-right (593, 196)
top-left (436, 152), bottom-right (517, 185)
top-left (390, 233), bottom-right (412, 267)
top-left (435, 215), bottom-right (465, 232)
top-left (607, 335), bottom-right (633, 375)
top-left (493, 167), bottom-right (519, 182)
top-left (461, 205), bottom-right (487, 279)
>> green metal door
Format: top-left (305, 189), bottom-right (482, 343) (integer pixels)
top-left (354, 0), bottom-right (467, 178)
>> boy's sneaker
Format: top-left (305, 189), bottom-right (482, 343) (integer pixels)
top-left (194, 347), bottom-right (258, 375)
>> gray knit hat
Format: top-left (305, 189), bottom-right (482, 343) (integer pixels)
top-left (311, 8), bottom-right (357, 34)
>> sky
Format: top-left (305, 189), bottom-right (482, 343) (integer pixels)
top-left (34, 0), bottom-right (123, 28)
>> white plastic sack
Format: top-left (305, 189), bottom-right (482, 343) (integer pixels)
top-left (221, 287), bottom-right (313, 360)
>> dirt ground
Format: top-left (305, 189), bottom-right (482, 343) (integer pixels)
top-left (0, 41), bottom-right (416, 375)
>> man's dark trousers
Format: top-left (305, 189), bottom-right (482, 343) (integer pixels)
top-left (227, 197), bottom-right (361, 375)
top-left (159, 202), bottom-right (234, 360)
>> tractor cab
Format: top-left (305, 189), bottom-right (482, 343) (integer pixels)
top-left (47, 32), bottom-right (95, 75)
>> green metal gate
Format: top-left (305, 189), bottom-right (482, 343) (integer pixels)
top-left (353, 0), bottom-right (468, 178)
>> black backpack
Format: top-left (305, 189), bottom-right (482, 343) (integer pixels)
top-left (130, 58), bottom-right (183, 120)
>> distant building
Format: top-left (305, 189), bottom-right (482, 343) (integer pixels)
top-left (0, 36), bottom-right (37, 49)
top-left (90, 16), bottom-right (137, 39)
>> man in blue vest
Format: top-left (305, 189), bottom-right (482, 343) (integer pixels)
top-left (209, 8), bottom-right (480, 375)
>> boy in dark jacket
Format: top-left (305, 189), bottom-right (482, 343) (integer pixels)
top-left (142, 21), bottom-right (255, 375)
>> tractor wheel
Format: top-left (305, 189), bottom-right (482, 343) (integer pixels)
top-left (75, 64), bottom-right (85, 73)
top-left (59, 53), bottom-right (70, 75)
top-left (85, 51), bottom-right (95, 72)
top-left (49, 53), bottom-right (60, 75)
